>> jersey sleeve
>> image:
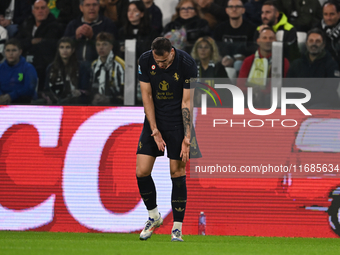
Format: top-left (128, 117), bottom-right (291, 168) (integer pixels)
top-left (183, 59), bottom-right (198, 89)
top-left (138, 54), bottom-right (150, 83)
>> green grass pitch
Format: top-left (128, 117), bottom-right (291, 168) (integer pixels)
top-left (1, 231), bottom-right (340, 255)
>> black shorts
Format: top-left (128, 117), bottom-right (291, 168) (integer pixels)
top-left (136, 120), bottom-right (184, 160)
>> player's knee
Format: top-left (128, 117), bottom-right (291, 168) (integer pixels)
top-left (170, 166), bottom-right (186, 178)
top-left (136, 165), bottom-right (152, 178)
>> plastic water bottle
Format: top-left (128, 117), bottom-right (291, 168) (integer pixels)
top-left (198, 211), bottom-right (206, 235)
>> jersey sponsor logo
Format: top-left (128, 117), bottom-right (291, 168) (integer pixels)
top-left (173, 73), bottom-right (179, 81)
top-left (151, 65), bottom-right (156, 70)
top-left (185, 79), bottom-right (190, 83)
top-left (150, 71), bottom-right (156, 76)
top-left (138, 65), bottom-right (142, 75)
top-left (159, 81), bottom-right (169, 91)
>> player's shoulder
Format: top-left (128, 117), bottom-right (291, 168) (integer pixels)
top-left (139, 50), bottom-right (153, 64)
top-left (176, 48), bottom-right (196, 68)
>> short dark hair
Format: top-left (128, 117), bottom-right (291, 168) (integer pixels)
top-left (57, 37), bottom-right (76, 49)
top-left (262, 0), bottom-right (280, 12)
top-left (96, 32), bottom-right (115, 45)
top-left (151, 37), bottom-right (172, 56)
top-left (79, 0), bottom-right (99, 5)
top-left (307, 28), bottom-right (326, 43)
top-left (323, 0), bottom-right (340, 12)
top-left (5, 38), bottom-right (22, 50)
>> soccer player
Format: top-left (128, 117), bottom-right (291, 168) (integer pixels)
top-left (136, 37), bottom-right (197, 242)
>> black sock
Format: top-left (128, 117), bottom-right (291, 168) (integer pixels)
top-left (136, 174), bottom-right (157, 210)
top-left (171, 176), bottom-right (187, 222)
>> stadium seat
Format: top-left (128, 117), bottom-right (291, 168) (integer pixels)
top-left (297, 32), bottom-right (307, 54)
top-left (225, 67), bottom-right (237, 84)
top-left (275, 30), bottom-right (284, 42)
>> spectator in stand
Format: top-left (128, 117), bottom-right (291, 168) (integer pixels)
top-left (142, 0), bottom-right (163, 35)
top-left (191, 36), bottom-right (229, 79)
top-left (16, 0), bottom-right (63, 92)
top-left (191, 36), bottom-right (230, 106)
top-left (0, 39), bottom-right (37, 104)
top-left (196, 0), bottom-right (228, 29)
top-left (0, 0), bottom-right (32, 38)
top-left (213, 0), bottom-right (257, 73)
top-left (99, 0), bottom-right (129, 30)
top-left (317, 0), bottom-right (340, 68)
top-left (237, 27), bottom-right (289, 107)
top-left (243, 0), bottom-right (265, 27)
top-left (276, 0), bottom-right (322, 32)
top-left (41, 37), bottom-right (91, 105)
top-left (91, 32), bottom-right (124, 105)
top-left (286, 28), bottom-right (340, 109)
top-left (119, 1), bottom-right (158, 58)
top-left (119, 1), bottom-right (158, 41)
top-left (255, 0), bottom-right (300, 62)
top-left (64, 0), bottom-right (118, 62)
top-left (163, 0), bottom-right (210, 53)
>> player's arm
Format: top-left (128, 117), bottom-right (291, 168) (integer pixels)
top-left (140, 81), bottom-right (166, 151)
top-left (180, 88), bottom-right (192, 163)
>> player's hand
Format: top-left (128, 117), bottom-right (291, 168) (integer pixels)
top-left (151, 129), bottom-right (166, 152)
top-left (180, 137), bottom-right (190, 163)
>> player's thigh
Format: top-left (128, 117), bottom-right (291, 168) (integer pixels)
top-left (136, 154), bottom-right (156, 177)
top-left (163, 129), bottom-right (183, 160)
top-left (169, 159), bottom-right (186, 178)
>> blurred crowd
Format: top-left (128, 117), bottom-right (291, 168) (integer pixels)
top-left (0, 0), bottom-right (339, 109)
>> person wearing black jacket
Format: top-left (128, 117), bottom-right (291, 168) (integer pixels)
top-left (213, 0), bottom-right (257, 73)
top-left (286, 28), bottom-right (340, 109)
top-left (163, 0), bottom-right (210, 53)
top-left (190, 36), bottom-right (230, 107)
top-left (16, 0), bottom-right (63, 92)
top-left (255, 0), bottom-right (300, 62)
top-left (317, 0), bottom-right (340, 69)
top-left (142, 0), bottom-right (163, 35)
top-left (119, 1), bottom-right (159, 59)
top-left (42, 37), bottom-right (91, 105)
top-left (64, 0), bottom-right (118, 62)
top-left (0, 0), bottom-right (31, 38)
